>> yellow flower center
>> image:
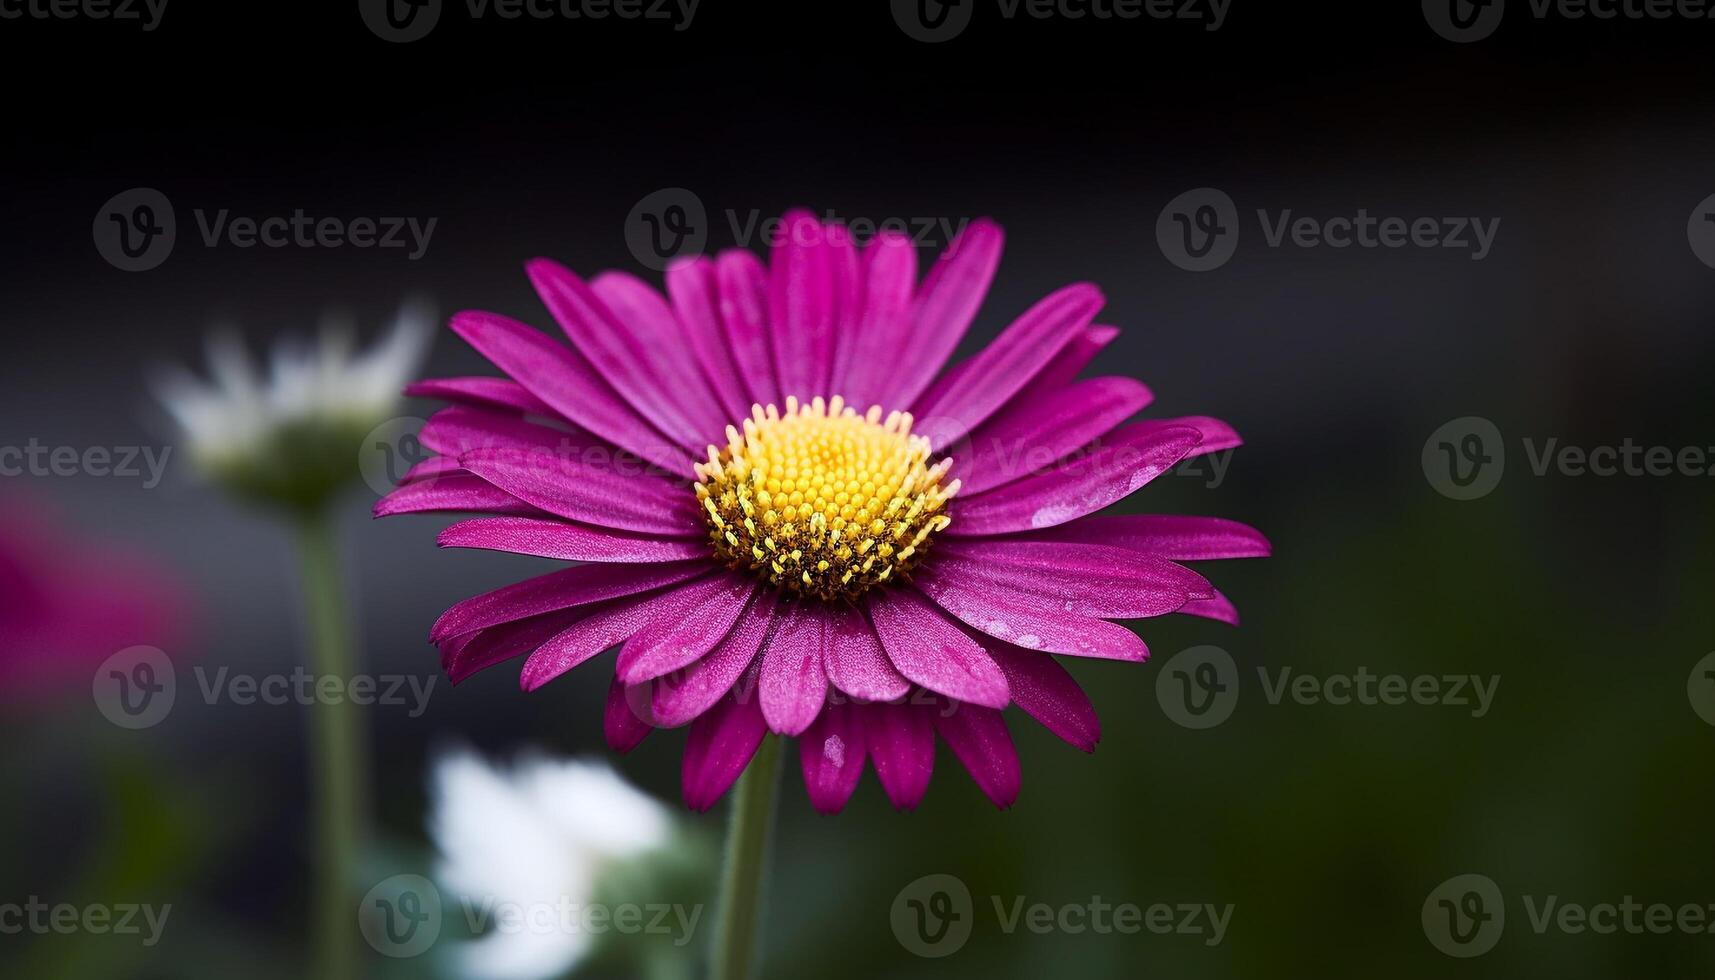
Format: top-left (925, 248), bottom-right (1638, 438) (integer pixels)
top-left (694, 395), bottom-right (960, 601)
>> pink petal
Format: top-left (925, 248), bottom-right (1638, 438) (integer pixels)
top-left (519, 585), bottom-right (715, 692)
top-left (590, 270), bottom-right (730, 442)
top-left (373, 473), bottom-right (545, 518)
top-left (1015, 324), bottom-right (1119, 397)
top-left (604, 673), bottom-right (653, 753)
top-left (715, 248), bottom-right (780, 410)
top-left (682, 673), bottom-right (769, 812)
top-left (822, 603), bottom-right (911, 704)
top-left (866, 587), bottom-right (1009, 708)
top-left (912, 282), bottom-right (1104, 451)
top-left (922, 322), bottom-right (1114, 421)
top-left (1178, 590), bottom-right (1241, 626)
top-left (437, 516), bottom-right (707, 563)
top-left (648, 589), bottom-right (780, 727)
top-left (988, 645), bottom-right (1100, 752)
top-left (430, 561), bottom-right (708, 644)
top-left (834, 231), bottom-right (918, 410)
top-left (799, 702), bottom-right (866, 815)
top-left (911, 565), bottom-right (1150, 662)
top-left (441, 608), bottom-right (584, 685)
top-left (526, 259), bottom-right (706, 448)
top-left (876, 219), bottom-right (1004, 409)
top-left (405, 376), bottom-right (555, 416)
top-left (934, 539), bottom-right (1213, 618)
top-left (767, 210), bottom-right (838, 399)
top-left (820, 225), bottom-right (864, 400)
top-left (665, 257), bottom-right (753, 423)
top-left (863, 698), bottom-right (935, 810)
top-left (757, 601), bottom-right (832, 736)
top-left (945, 424), bottom-right (1203, 536)
top-left (458, 446), bottom-right (700, 536)
top-left (1014, 514), bottom-right (1272, 561)
top-left (615, 573), bottom-right (758, 684)
top-left (1129, 415), bottom-right (1242, 457)
top-left (953, 377), bottom-right (1153, 494)
top-left (450, 310), bottom-right (691, 477)
top-left (419, 404), bottom-right (596, 458)
top-left (933, 700), bottom-right (1020, 808)
top-left (399, 455), bottom-right (464, 486)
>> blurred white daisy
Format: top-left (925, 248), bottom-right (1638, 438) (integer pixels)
top-left (430, 748), bottom-right (675, 980)
top-left (152, 299), bottom-right (432, 511)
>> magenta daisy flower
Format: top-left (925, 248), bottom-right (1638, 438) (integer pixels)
top-left (379, 210), bottom-right (1268, 813)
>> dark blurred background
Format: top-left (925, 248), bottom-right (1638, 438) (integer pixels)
top-left (3, 1), bottom-right (1714, 977)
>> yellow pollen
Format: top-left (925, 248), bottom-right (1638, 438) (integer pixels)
top-left (693, 395), bottom-right (960, 601)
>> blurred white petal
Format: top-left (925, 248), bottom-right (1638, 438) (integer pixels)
top-left (428, 747), bottom-right (672, 980)
top-left (153, 299), bottom-right (435, 477)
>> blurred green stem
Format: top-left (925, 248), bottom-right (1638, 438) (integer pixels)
top-left (297, 510), bottom-right (366, 980)
top-left (711, 734), bottom-right (783, 980)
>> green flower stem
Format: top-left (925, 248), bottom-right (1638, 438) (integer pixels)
top-left (711, 734), bottom-right (784, 980)
top-left (296, 510), bottom-right (367, 980)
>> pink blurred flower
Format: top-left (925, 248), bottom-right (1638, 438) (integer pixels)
top-left (379, 210), bottom-right (1268, 812)
top-left (0, 497), bottom-right (192, 701)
